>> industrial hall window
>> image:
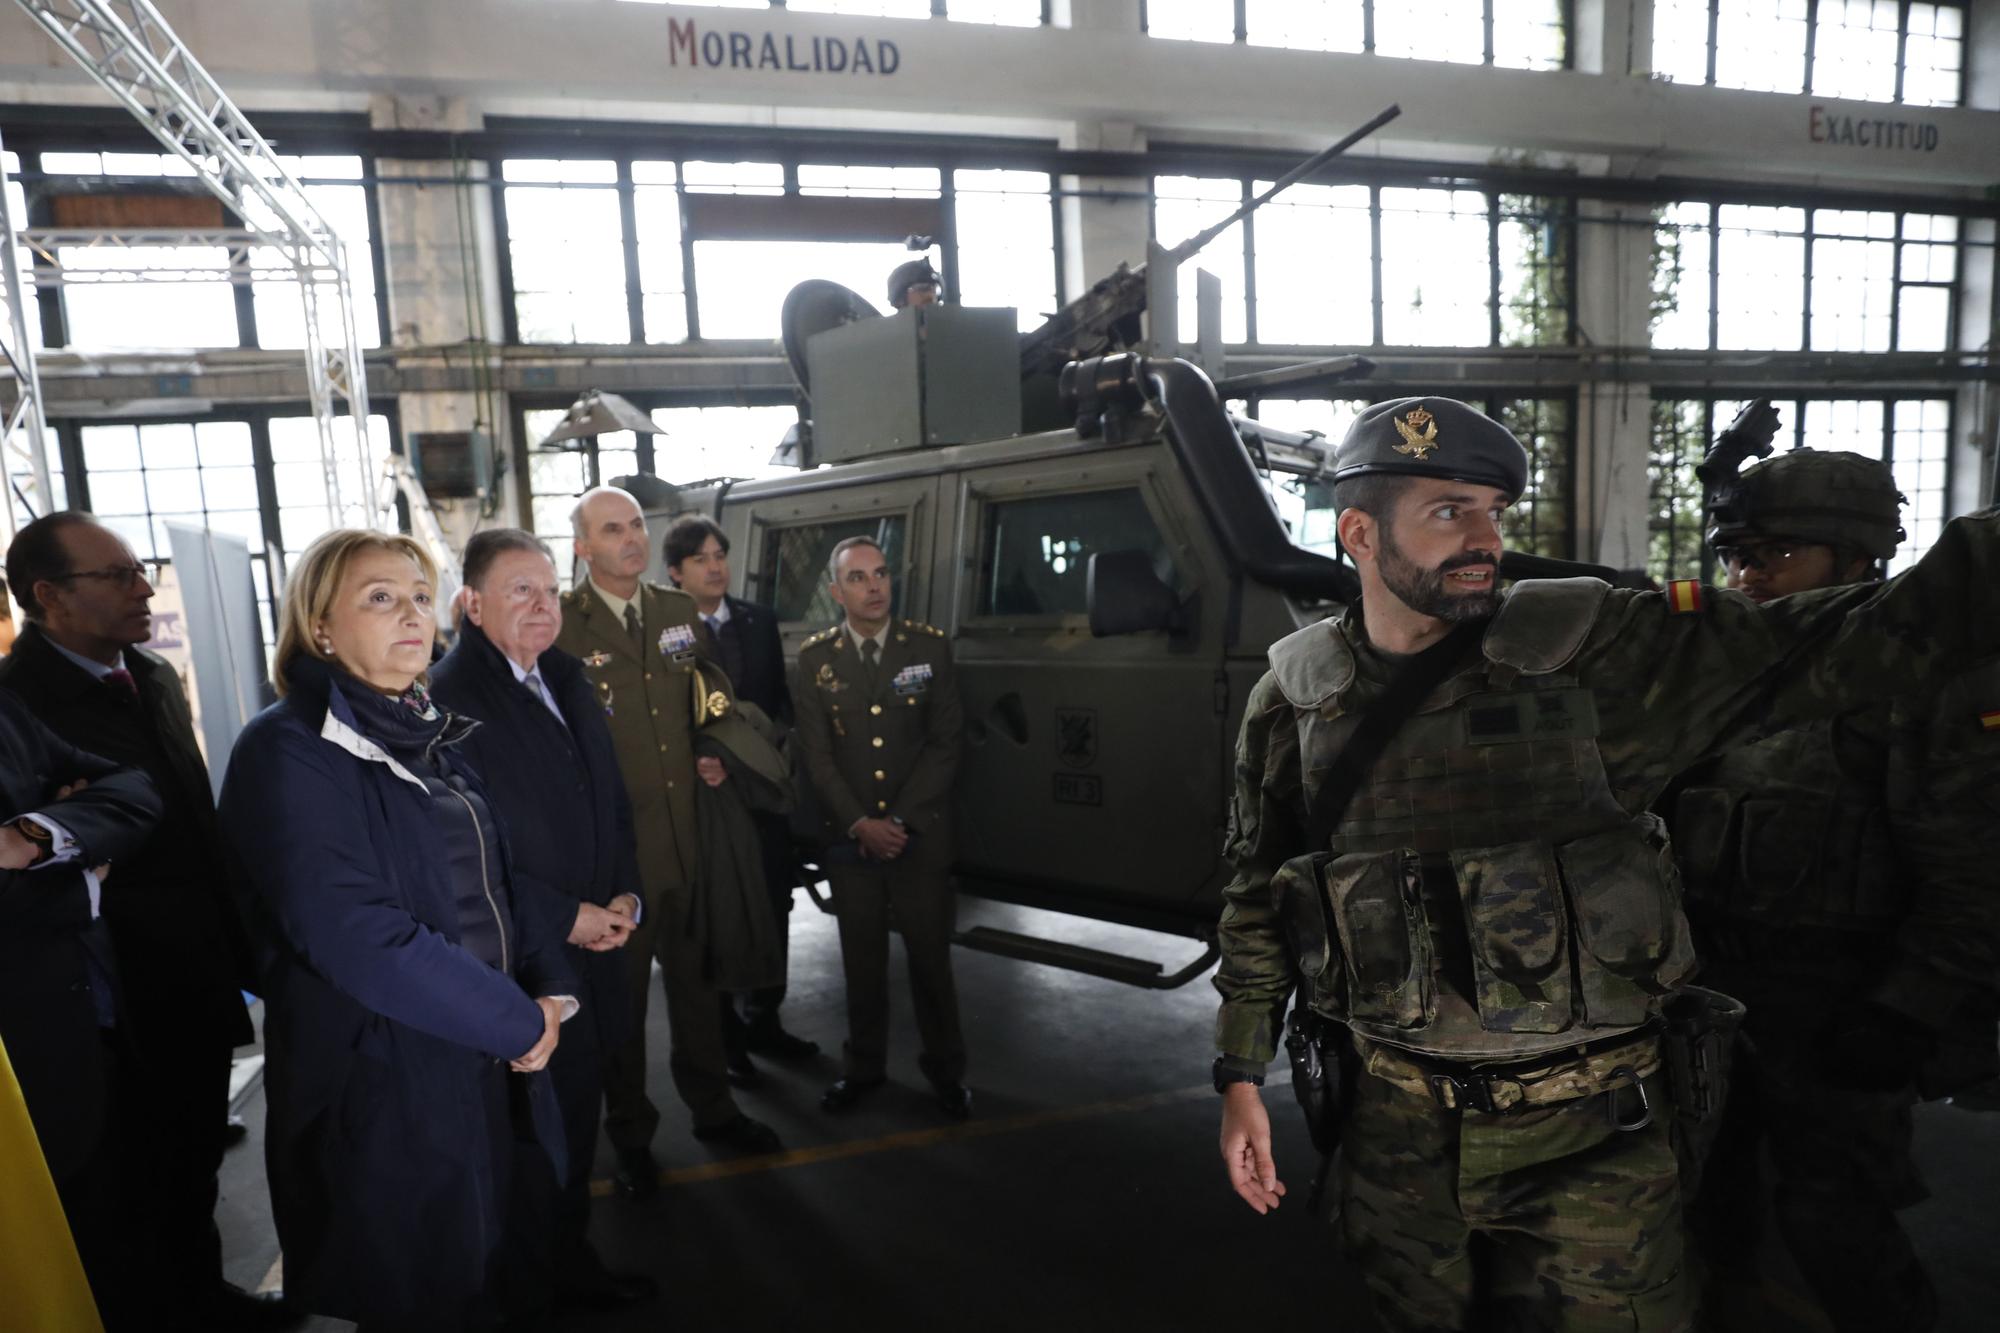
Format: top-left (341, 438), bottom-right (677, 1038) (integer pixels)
top-left (18, 150), bottom-right (383, 354)
top-left (60, 411), bottom-right (391, 646)
top-left (1651, 203), bottom-right (1958, 353)
top-left (1647, 396), bottom-right (1950, 583)
top-left (614, 0), bottom-right (1048, 24)
top-left (763, 514), bottom-right (910, 625)
top-left (975, 488), bottom-right (1182, 618)
top-left (1653, 0), bottom-right (1964, 106)
top-left (521, 400), bottom-right (797, 586)
top-left (1148, 1), bottom-right (1566, 67)
top-left (1153, 177), bottom-right (1573, 349)
top-left (499, 154), bottom-right (1061, 345)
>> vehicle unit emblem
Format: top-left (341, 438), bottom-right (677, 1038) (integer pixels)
top-left (1392, 405), bottom-right (1439, 459)
top-left (815, 662), bottom-right (846, 693)
top-left (1056, 708), bottom-right (1098, 769)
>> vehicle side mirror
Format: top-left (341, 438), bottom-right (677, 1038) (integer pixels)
top-left (1087, 549), bottom-right (1196, 641)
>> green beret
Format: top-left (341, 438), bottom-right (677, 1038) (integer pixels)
top-left (1331, 396), bottom-right (1529, 497)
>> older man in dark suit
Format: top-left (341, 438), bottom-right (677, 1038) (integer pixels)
top-left (664, 515), bottom-right (819, 1065)
top-left (0, 685), bottom-right (162, 1329)
top-left (429, 528), bottom-right (657, 1312)
top-left (1, 512), bottom-right (287, 1331)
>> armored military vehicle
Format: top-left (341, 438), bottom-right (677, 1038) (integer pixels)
top-left (611, 111), bottom-right (1620, 987)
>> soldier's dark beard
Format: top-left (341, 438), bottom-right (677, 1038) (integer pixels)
top-left (1377, 530), bottom-right (1501, 622)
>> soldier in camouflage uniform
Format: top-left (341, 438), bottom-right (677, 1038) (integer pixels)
top-left (1669, 451), bottom-right (2000, 1333)
top-left (1211, 397), bottom-right (2000, 1332)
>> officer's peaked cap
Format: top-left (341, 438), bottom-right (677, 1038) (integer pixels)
top-left (1331, 397), bottom-right (1529, 498)
top-left (1706, 448), bottom-right (1905, 559)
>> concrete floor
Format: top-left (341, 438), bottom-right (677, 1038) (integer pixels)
top-left (210, 893), bottom-right (2000, 1333)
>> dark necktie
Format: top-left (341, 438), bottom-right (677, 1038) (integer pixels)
top-left (104, 667), bottom-right (138, 701)
top-left (861, 636), bottom-right (879, 689)
top-left (624, 603), bottom-right (642, 645)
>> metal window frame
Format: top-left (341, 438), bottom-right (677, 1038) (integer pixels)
top-left (493, 149), bottom-right (1064, 351)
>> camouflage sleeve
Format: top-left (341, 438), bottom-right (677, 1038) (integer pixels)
top-left (1874, 656), bottom-right (2000, 1027)
top-left (1582, 507), bottom-right (2000, 810)
top-left (1212, 671), bottom-right (1307, 1071)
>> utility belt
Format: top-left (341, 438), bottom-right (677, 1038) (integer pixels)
top-left (1360, 1027), bottom-right (1664, 1121)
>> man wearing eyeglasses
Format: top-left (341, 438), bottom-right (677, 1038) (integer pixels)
top-left (1667, 452), bottom-right (2000, 1333)
top-left (0, 512), bottom-right (286, 1331)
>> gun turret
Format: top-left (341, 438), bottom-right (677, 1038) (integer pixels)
top-left (1017, 104), bottom-right (1402, 381)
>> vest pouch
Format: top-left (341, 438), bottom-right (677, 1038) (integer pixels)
top-left (1556, 815), bottom-right (1698, 1028)
top-left (1324, 847), bottom-right (1431, 1030)
top-left (1737, 796), bottom-right (1821, 889)
top-left (1450, 840), bottom-right (1575, 1034)
top-left (1669, 786), bottom-right (1738, 895)
top-left (1271, 852), bottom-right (1346, 1016)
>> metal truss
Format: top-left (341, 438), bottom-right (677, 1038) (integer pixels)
top-left (0, 125), bottom-right (52, 542)
top-left (8, 0), bottom-right (375, 529)
top-left (15, 227), bottom-right (323, 284)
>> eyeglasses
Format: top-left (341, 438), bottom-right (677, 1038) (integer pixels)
top-left (1712, 541), bottom-right (1822, 574)
top-left (51, 564), bottom-right (150, 590)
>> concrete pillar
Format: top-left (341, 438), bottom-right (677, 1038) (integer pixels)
top-left (1057, 119), bottom-right (1151, 305)
top-left (369, 93), bottom-right (517, 538)
top-left (1571, 194), bottom-right (1659, 570)
top-left (1573, 0), bottom-right (1646, 78)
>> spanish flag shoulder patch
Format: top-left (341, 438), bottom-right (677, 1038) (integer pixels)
top-left (1979, 710), bottom-right (2000, 733)
top-left (1666, 580), bottom-right (1706, 615)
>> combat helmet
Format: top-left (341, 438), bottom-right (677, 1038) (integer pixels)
top-left (887, 258), bottom-right (942, 309)
top-left (1705, 449), bottom-right (1906, 560)
top-left (1330, 396), bottom-right (1530, 497)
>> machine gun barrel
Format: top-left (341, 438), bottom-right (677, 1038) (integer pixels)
top-left (1019, 104), bottom-right (1402, 377)
top-left (1161, 103), bottom-right (1402, 268)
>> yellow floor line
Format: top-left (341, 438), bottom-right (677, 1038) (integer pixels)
top-left (589, 1075), bottom-right (1271, 1196)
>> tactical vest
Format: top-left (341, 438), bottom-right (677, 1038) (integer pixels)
top-left (1671, 710), bottom-right (1904, 930)
top-left (1269, 579), bottom-right (1696, 1060)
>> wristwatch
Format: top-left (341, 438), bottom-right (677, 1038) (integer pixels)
top-left (1211, 1056), bottom-right (1265, 1094)
top-left (10, 817), bottom-right (55, 865)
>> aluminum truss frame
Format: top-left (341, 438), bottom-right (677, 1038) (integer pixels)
top-left (8, 0), bottom-right (376, 531)
top-left (0, 126), bottom-right (53, 542)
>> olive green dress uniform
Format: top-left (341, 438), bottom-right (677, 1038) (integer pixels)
top-left (1668, 452), bottom-right (2000, 1333)
top-left (793, 618), bottom-right (967, 1086)
top-left (1211, 397), bottom-right (2000, 1333)
top-left (556, 579), bottom-right (742, 1139)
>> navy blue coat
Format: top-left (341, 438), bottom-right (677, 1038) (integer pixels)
top-left (218, 658), bottom-right (573, 1323)
top-left (429, 622), bottom-right (638, 1054)
top-left (0, 690), bottom-right (160, 1180)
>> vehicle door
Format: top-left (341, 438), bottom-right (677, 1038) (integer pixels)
top-left (941, 441), bottom-right (1233, 931)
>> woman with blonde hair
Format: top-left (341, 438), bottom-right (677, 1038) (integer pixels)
top-left (218, 528), bottom-right (575, 1331)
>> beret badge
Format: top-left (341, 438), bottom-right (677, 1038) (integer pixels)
top-left (1393, 405), bottom-right (1439, 459)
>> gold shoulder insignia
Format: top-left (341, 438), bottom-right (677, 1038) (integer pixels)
top-left (902, 619), bottom-right (945, 638)
top-left (803, 626), bottom-right (841, 650)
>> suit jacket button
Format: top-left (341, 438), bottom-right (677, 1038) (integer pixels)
top-left (874, 770), bottom-right (886, 781)
top-left (876, 800), bottom-right (888, 812)
top-left (872, 737), bottom-right (884, 747)
top-left (870, 704), bottom-right (882, 715)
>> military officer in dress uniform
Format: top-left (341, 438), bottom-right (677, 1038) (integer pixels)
top-left (556, 487), bottom-right (780, 1198)
top-left (1210, 397), bottom-right (2000, 1332)
top-left (1669, 451), bottom-right (2000, 1333)
top-left (792, 536), bottom-right (970, 1119)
